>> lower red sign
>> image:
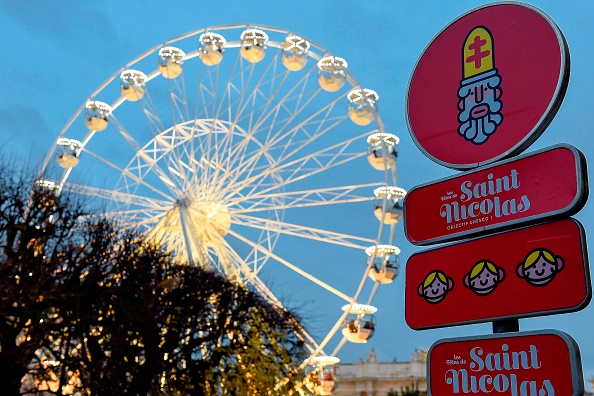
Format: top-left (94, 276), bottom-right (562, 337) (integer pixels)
top-left (428, 330), bottom-right (583, 396)
top-left (405, 218), bottom-right (590, 330)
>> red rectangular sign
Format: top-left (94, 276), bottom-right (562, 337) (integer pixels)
top-left (404, 144), bottom-right (588, 245)
top-left (405, 218), bottom-right (590, 330)
top-left (428, 330), bottom-right (584, 396)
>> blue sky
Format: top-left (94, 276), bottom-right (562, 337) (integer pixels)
top-left (2, 0), bottom-right (594, 390)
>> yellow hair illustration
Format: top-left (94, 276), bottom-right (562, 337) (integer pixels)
top-left (469, 260), bottom-right (498, 280)
top-left (522, 249), bottom-right (556, 269)
top-left (423, 270), bottom-right (448, 288)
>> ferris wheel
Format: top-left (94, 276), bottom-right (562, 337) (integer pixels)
top-left (38, 24), bottom-right (404, 393)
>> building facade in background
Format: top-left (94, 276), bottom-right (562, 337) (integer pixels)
top-left (333, 350), bottom-right (594, 395)
top-left (333, 349), bottom-right (427, 396)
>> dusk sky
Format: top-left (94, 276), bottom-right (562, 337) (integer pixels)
top-left (2, 0), bottom-right (594, 391)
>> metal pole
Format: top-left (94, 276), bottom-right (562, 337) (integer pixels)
top-left (492, 319), bottom-right (519, 334)
top-left (177, 201), bottom-right (198, 267)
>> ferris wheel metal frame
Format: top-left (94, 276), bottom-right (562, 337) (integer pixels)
top-left (38, 23), bottom-right (405, 394)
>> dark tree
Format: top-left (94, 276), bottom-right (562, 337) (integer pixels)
top-left (0, 165), bottom-right (306, 395)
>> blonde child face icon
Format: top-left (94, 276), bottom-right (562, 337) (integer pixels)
top-left (463, 260), bottom-right (505, 296)
top-left (517, 248), bottom-right (564, 286)
top-left (418, 270), bottom-right (454, 304)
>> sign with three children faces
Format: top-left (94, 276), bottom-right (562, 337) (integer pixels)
top-left (427, 330), bottom-right (584, 396)
top-left (404, 2), bottom-right (588, 393)
top-left (405, 218), bottom-right (590, 330)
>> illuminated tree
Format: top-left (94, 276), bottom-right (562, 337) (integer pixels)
top-left (388, 383), bottom-right (427, 396)
top-left (0, 165), bottom-right (306, 395)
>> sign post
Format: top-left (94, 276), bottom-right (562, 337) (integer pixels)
top-left (403, 2), bottom-right (589, 395)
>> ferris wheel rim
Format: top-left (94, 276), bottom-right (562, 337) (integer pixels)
top-left (38, 23), bottom-right (382, 174)
top-left (38, 23), bottom-right (402, 388)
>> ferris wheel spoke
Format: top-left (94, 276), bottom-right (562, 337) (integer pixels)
top-left (197, 220), bottom-right (241, 279)
top-left (181, 120), bottom-right (228, 189)
top-left (269, 113), bottom-right (350, 168)
top-left (206, 51), bottom-right (290, 178)
top-left (253, 111), bottom-right (352, 184)
top-left (265, 95), bottom-right (347, 163)
top-left (165, 73), bottom-right (190, 126)
top-left (150, 126), bottom-right (204, 194)
top-left (148, 62), bottom-right (210, 187)
top-left (137, 90), bottom-right (197, 185)
top-left (231, 213), bottom-right (375, 249)
top-left (227, 228), bottom-right (355, 303)
top-left (128, 86), bottom-right (201, 194)
top-left (213, 49), bottom-right (256, 122)
top-left (136, 88), bottom-right (167, 137)
top-left (331, 336), bottom-right (349, 357)
top-left (214, 131), bottom-right (371, 201)
top-left (81, 148), bottom-right (175, 202)
top-left (159, 199), bottom-right (246, 275)
top-left (212, 236), bottom-right (320, 354)
top-left (159, 125), bottom-right (204, 194)
top-left (198, 121), bottom-right (243, 198)
top-left (245, 64), bottom-right (322, 148)
top-left (106, 116), bottom-right (183, 193)
top-left (211, 65), bottom-right (320, 185)
top-left (237, 69), bottom-right (296, 140)
top-left (157, 127), bottom-right (193, 192)
top-left (225, 146), bottom-right (378, 205)
top-left (61, 182), bottom-right (172, 210)
top-left (189, 67), bottom-right (221, 183)
top-left (231, 183), bottom-right (378, 214)
top-left (202, 53), bottom-right (279, 189)
top-left (226, 216), bottom-right (280, 275)
top-left (193, 62), bottom-right (218, 120)
top-left (210, 231), bottom-right (279, 298)
top-left (239, 145), bottom-right (366, 200)
top-left (253, 84), bottom-right (324, 157)
top-left (224, 91), bottom-right (346, 182)
top-left (251, 63), bottom-right (320, 146)
top-left (99, 207), bottom-right (166, 220)
top-left (204, 152), bottom-right (268, 201)
top-left (231, 49), bottom-right (287, 128)
top-left (119, 211), bottom-right (168, 232)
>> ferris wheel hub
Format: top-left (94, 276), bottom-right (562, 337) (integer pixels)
top-left (176, 199), bottom-right (231, 238)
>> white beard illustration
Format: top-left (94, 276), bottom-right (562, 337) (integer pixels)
top-left (457, 70), bottom-right (503, 145)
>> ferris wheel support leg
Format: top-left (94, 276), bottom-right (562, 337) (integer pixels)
top-left (366, 282), bottom-right (381, 306)
top-left (177, 200), bottom-right (206, 268)
top-left (331, 337), bottom-right (348, 357)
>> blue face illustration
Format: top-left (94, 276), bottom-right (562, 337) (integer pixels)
top-left (458, 74), bottom-right (503, 145)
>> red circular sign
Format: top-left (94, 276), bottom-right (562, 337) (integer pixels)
top-left (406, 2), bottom-right (569, 169)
